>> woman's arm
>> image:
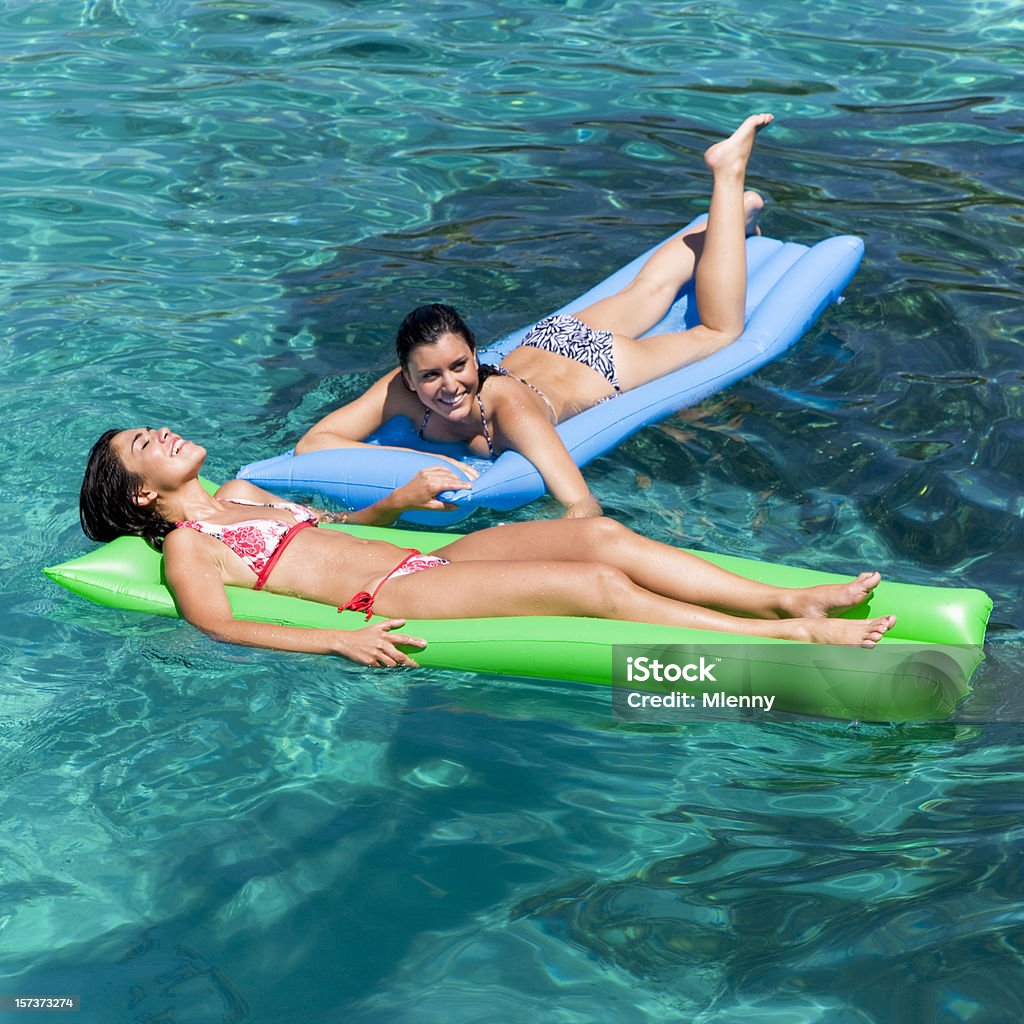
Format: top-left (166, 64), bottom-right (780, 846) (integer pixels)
top-left (326, 466), bottom-right (471, 526)
top-left (491, 387), bottom-right (604, 518)
top-left (163, 529), bottom-right (427, 666)
top-left (294, 369), bottom-right (402, 454)
top-left (219, 470), bottom-right (468, 529)
top-left (294, 369), bottom-right (479, 477)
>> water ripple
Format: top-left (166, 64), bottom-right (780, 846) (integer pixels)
top-left (3, 1), bottom-right (1024, 1020)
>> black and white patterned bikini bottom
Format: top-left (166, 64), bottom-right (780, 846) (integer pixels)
top-left (519, 314), bottom-right (620, 392)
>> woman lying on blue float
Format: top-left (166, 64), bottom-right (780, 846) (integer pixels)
top-left (294, 114), bottom-right (776, 519)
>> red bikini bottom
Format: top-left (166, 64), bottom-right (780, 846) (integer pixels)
top-left (340, 549), bottom-right (449, 620)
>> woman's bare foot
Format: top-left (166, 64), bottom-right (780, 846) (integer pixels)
top-left (778, 571), bottom-right (881, 620)
top-left (744, 189), bottom-right (765, 236)
top-left (779, 614), bottom-right (898, 649)
top-left (704, 113), bottom-right (774, 177)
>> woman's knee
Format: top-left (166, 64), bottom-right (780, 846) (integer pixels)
top-left (574, 515), bottom-right (627, 548)
top-left (576, 517), bottom-right (635, 562)
top-left (582, 563), bottom-right (636, 615)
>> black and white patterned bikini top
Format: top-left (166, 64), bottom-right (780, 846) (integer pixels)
top-left (417, 364), bottom-right (555, 458)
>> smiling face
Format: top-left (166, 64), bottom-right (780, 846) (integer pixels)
top-left (402, 332), bottom-right (481, 425)
top-left (112, 426), bottom-right (207, 497)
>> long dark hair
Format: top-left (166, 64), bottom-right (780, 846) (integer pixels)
top-left (79, 429), bottom-right (175, 550)
top-left (395, 303), bottom-right (477, 369)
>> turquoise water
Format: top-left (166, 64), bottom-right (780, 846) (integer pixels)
top-left (4, 0), bottom-right (1023, 1019)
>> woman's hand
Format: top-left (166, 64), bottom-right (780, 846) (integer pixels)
top-left (562, 494), bottom-right (604, 519)
top-left (339, 619), bottom-right (427, 667)
top-left (338, 465), bottom-right (472, 527)
top-left (387, 466), bottom-right (472, 514)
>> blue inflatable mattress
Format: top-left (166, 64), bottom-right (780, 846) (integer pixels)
top-left (240, 218), bottom-right (864, 525)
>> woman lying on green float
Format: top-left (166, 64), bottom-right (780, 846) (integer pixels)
top-left (78, 425), bottom-right (896, 667)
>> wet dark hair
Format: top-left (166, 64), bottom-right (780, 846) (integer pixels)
top-left (395, 303), bottom-right (476, 369)
top-left (79, 429), bottom-right (175, 550)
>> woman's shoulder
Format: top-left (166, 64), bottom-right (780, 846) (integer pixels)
top-left (214, 479), bottom-right (264, 502)
top-left (480, 365), bottom-right (525, 398)
top-left (335, 365), bottom-right (422, 414)
top-left (163, 522), bottom-right (211, 560)
top-left (163, 522), bottom-right (234, 586)
top-left (162, 527), bottom-right (234, 600)
top-left (374, 366), bottom-right (429, 419)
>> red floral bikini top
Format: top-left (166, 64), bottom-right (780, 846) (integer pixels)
top-left (176, 498), bottom-right (319, 590)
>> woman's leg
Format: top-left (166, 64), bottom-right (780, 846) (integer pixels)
top-left (572, 190), bottom-right (764, 341)
top-left (435, 517), bottom-right (883, 622)
top-left (581, 113), bottom-right (773, 392)
top-left (371, 557), bottom-right (895, 647)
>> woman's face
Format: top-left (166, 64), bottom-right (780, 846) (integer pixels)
top-left (402, 332), bottom-right (480, 425)
top-left (112, 426), bottom-right (206, 494)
